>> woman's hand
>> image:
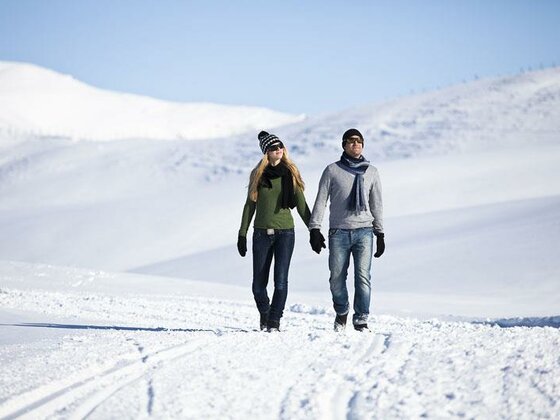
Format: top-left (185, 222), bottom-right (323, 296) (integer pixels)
top-left (237, 236), bottom-right (247, 257)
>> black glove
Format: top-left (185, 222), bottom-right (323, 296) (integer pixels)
top-left (237, 235), bottom-right (247, 257)
top-left (309, 229), bottom-right (326, 254)
top-left (374, 233), bottom-right (385, 258)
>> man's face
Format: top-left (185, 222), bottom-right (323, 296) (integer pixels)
top-left (343, 136), bottom-right (363, 158)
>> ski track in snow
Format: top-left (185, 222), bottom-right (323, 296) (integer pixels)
top-left (1, 286), bottom-right (559, 419)
top-left (2, 338), bottom-right (207, 419)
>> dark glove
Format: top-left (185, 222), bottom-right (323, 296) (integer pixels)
top-left (374, 233), bottom-right (385, 258)
top-left (237, 235), bottom-right (247, 257)
top-left (309, 229), bottom-right (326, 254)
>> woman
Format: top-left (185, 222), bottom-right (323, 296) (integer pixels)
top-left (237, 130), bottom-right (311, 332)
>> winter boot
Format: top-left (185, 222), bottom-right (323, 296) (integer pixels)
top-left (354, 323), bottom-right (369, 332)
top-left (334, 313), bottom-right (348, 332)
top-left (266, 319), bottom-right (280, 332)
top-left (260, 312), bottom-right (269, 331)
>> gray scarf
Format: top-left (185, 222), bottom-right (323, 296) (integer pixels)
top-left (337, 152), bottom-right (370, 212)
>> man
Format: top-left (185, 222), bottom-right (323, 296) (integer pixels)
top-left (309, 128), bottom-right (385, 332)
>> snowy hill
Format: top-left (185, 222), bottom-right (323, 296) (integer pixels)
top-left (143, 67), bottom-right (560, 183)
top-left (1, 64), bottom-right (560, 418)
top-left (220, 67), bottom-right (560, 173)
top-left (0, 61), bottom-right (304, 142)
top-left (0, 64), bottom-right (558, 319)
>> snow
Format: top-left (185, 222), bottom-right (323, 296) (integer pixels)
top-left (1, 262), bottom-right (559, 418)
top-left (0, 61), bottom-right (304, 142)
top-left (1, 63), bottom-right (560, 418)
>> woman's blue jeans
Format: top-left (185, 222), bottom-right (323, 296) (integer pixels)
top-left (328, 227), bottom-right (374, 325)
top-left (252, 228), bottom-right (295, 322)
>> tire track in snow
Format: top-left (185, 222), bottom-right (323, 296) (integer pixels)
top-left (0, 336), bottom-right (211, 419)
top-left (278, 331), bottom-right (389, 420)
top-left (129, 338), bottom-right (155, 416)
top-left (346, 335), bottom-right (416, 418)
top-left (69, 337), bottom-right (210, 419)
top-left (325, 333), bottom-right (390, 420)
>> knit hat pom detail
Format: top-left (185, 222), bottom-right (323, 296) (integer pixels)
top-left (258, 131), bottom-right (270, 140)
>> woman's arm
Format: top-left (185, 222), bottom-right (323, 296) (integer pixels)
top-left (238, 196), bottom-right (256, 237)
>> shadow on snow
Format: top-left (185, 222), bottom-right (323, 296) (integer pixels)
top-left (474, 316), bottom-right (560, 329)
top-left (0, 322), bottom-right (239, 334)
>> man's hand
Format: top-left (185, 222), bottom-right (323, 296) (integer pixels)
top-left (237, 235), bottom-right (247, 257)
top-left (309, 229), bottom-right (326, 254)
top-left (374, 233), bottom-right (385, 258)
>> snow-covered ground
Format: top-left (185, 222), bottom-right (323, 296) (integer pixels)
top-left (1, 63), bottom-right (559, 418)
top-left (1, 262), bottom-right (559, 419)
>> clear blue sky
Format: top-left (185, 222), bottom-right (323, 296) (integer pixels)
top-left (1, 0), bottom-right (559, 114)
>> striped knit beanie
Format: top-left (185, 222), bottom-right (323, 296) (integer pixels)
top-left (258, 131), bottom-right (283, 154)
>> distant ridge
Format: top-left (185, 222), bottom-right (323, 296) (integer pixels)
top-left (273, 66), bottom-right (560, 162)
top-left (1, 62), bottom-right (559, 170)
top-left (0, 61), bottom-right (305, 142)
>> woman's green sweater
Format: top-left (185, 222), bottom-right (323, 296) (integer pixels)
top-left (239, 177), bottom-right (311, 237)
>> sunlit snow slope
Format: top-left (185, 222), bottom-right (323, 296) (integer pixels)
top-left (0, 61), bottom-right (304, 142)
top-left (1, 64), bottom-right (560, 419)
top-left (0, 64), bottom-right (559, 318)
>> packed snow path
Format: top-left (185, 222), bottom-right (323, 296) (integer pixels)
top-left (1, 284), bottom-right (559, 419)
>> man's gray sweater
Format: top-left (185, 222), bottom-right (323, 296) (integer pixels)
top-left (309, 161), bottom-right (383, 233)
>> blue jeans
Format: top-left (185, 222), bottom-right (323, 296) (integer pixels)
top-left (252, 228), bottom-right (295, 322)
top-left (328, 227), bottom-right (374, 325)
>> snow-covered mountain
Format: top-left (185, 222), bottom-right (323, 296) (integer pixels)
top-left (161, 66), bottom-right (560, 182)
top-left (0, 61), bottom-right (304, 142)
top-left (0, 63), bottom-right (558, 318)
top-left (241, 67), bottom-right (560, 165)
top-left (1, 63), bottom-right (560, 418)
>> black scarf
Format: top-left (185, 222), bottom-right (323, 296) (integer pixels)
top-left (261, 162), bottom-right (297, 209)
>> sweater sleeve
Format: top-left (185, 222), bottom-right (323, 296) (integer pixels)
top-left (238, 196), bottom-right (256, 237)
top-left (369, 168), bottom-right (384, 234)
top-left (295, 187), bottom-right (311, 228)
top-left (309, 166), bottom-right (331, 230)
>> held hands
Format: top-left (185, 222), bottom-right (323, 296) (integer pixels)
top-left (309, 229), bottom-right (326, 254)
top-left (237, 235), bottom-right (247, 257)
top-left (374, 233), bottom-right (385, 258)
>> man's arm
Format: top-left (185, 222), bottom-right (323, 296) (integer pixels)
top-left (309, 167), bottom-right (331, 230)
top-left (369, 167), bottom-right (383, 234)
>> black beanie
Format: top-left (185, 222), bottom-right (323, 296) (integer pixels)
top-left (342, 128), bottom-right (364, 148)
top-left (258, 130), bottom-right (283, 154)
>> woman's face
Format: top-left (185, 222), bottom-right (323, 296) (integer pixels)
top-left (267, 144), bottom-right (284, 164)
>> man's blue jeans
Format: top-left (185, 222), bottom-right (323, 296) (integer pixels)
top-left (252, 228), bottom-right (295, 322)
top-left (328, 227), bottom-right (374, 325)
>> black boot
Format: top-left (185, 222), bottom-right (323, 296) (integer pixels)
top-left (260, 312), bottom-right (269, 331)
top-left (354, 323), bottom-right (369, 332)
top-left (334, 313), bottom-right (348, 332)
top-left (266, 319), bottom-right (280, 332)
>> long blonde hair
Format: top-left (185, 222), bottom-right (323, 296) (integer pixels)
top-left (248, 146), bottom-right (305, 202)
